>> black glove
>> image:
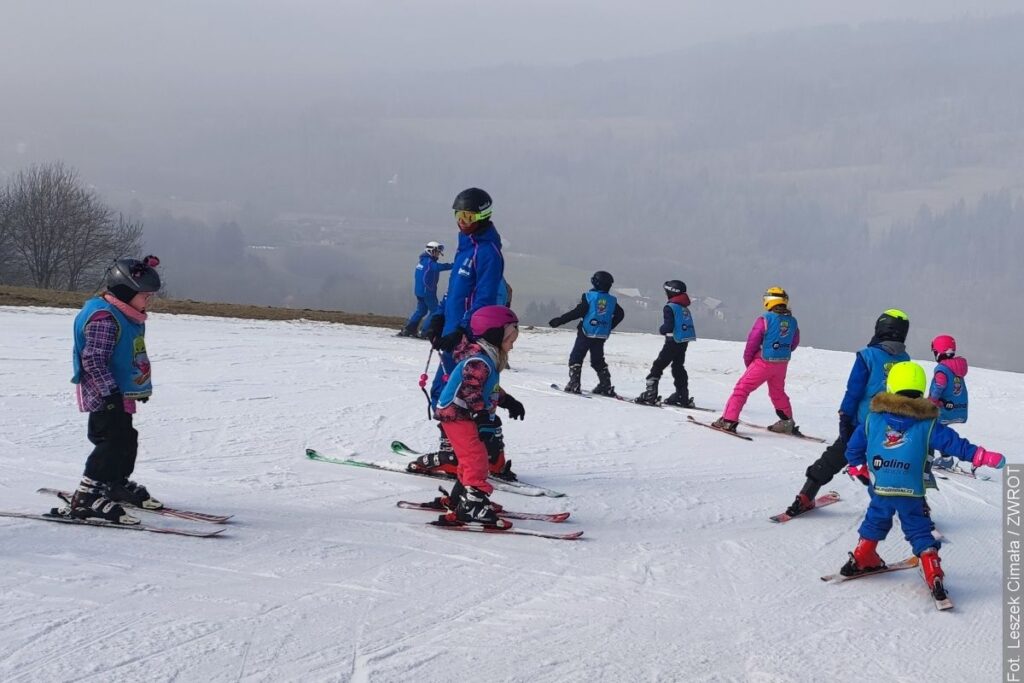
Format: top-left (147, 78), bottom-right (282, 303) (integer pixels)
top-left (500, 394), bottom-right (525, 420)
top-left (475, 414), bottom-right (504, 463)
top-left (139, 397), bottom-right (149, 404)
top-left (100, 391), bottom-right (125, 413)
top-left (424, 314), bottom-right (445, 345)
top-left (548, 317), bottom-right (561, 328)
top-left (838, 412), bottom-right (854, 444)
top-left (436, 327), bottom-right (465, 352)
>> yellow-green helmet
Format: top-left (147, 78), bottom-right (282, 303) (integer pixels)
top-left (874, 309), bottom-right (909, 342)
top-left (886, 361), bottom-right (927, 396)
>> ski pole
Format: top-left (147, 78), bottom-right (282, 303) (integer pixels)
top-left (419, 347), bottom-right (434, 420)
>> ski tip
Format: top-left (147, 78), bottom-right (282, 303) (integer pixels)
top-left (304, 448), bottom-right (318, 457)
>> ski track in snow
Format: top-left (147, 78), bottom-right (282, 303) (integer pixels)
top-left (0, 306), bottom-right (1013, 681)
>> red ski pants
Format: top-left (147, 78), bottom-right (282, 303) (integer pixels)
top-left (441, 420), bottom-right (493, 494)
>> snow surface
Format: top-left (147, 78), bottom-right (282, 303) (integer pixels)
top-left (0, 305), bottom-right (1014, 682)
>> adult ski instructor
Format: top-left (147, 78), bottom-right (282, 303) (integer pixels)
top-left (423, 188), bottom-right (506, 451)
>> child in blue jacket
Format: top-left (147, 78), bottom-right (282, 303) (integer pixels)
top-left (840, 361), bottom-right (1005, 600)
top-left (635, 279), bottom-right (696, 407)
top-left (549, 270), bottom-right (625, 395)
top-left (928, 334), bottom-right (970, 470)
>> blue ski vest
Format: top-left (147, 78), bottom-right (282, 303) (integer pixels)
top-left (581, 290), bottom-right (617, 339)
top-left (667, 303), bottom-right (697, 343)
top-left (760, 312), bottom-right (797, 362)
top-left (932, 365), bottom-right (968, 424)
top-left (72, 297), bottom-right (153, 398)
top-left (864, 413), bottom-right (935, 497)
top-left (856, 346), bottom-right (910, 425)
top-left (436, 351), bottom-right (500, 413)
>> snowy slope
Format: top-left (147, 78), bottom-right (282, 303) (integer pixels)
top-left (0, 306), bottom-right (1013, 682)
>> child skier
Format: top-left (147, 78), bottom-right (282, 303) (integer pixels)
top-left (635, 279), bottom-right (696, 407)
top-left (548, 270), bottom-right (625, 395)
top-left (783, 309), bottom-right (910, 517)
top-left (711, 287), bottom-right (800, 433)
top-left (398, 241), bottom-right (451, 338)
top-left (425, 305), bottom-right (525, 528)
top-left (839, 361), bottom-right (1004, 601)
top-left (928, 335), bottom-right (969, 470)
top-left (65, 256), bottom-right (164, 525)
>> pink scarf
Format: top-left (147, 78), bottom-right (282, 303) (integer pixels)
top-left (103, 293), bottom-right (148, 323)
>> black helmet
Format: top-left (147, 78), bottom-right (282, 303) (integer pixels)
top-left (452, 188), bottom-right (493, 219)
top-left (591, 270), bottom-right (614, 291)
top-left (106, 255), bottom-right (161, 302)
top-left (664, 280), bottom-right (686, 296)
top-left (874, 309), bottom-right (909, 343)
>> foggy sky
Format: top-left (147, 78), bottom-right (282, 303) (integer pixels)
top-left (2, 1), bottom-right (1020, 78)
top-left (2, 2), bottom-right (1023, 371)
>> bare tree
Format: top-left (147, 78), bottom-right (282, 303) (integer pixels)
top-left (0, 189), bottom-right (16, 283)
top-left (0, 162), bottom-right (142, 290)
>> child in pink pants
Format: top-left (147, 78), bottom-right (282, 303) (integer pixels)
top-left (712, 287), bottom-right (800, 434)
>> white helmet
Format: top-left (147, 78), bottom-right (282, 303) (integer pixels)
top-left (425, 241), bottom-right (444, 257)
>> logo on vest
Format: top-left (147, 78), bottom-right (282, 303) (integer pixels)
top-left (952, 376), bottom-right (963, 395)
top-left (594, 297), bottom-right (608, 314)
top-left (778, 320), bottom-right (791, 337)
top-left (882, 425), bottom-right (907, 449)
top-left (132, 338), bottom-right (151, 386)
top-left (871, 454), bottom-right (911, 471)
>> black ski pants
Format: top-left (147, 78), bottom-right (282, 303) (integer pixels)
top-left (568, 332), bottom-right (608, 371)
top-left (648, 338), bottom-right (689, 396)
top-left (84, 409), bottom-right (139, 483)
top-left (804, 437), bottom-right (849, 489)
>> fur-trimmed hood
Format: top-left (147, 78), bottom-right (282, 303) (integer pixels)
top-left (870, 392), bottom-right (939, 420)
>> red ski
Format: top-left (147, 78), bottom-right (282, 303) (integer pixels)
top-left (769, 491), bottom-right (841, 523)
top-left (428, 519), bottom-right (584, 540)
top-left (820, 556), bottom-right (919, 583)
top-left (397, 500), bottom-right (570, 522)
top-left (686, 415), bottom-right (753, 440)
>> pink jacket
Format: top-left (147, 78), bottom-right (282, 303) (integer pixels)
top-left (742, 314), bottom-right (800, 367)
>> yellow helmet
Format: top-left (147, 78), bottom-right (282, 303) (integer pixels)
top-left (886, 361), bottom-right (927, 396)
top-left (763, 286), bottom-right (789, 311)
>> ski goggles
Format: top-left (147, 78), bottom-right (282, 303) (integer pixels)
top-left (454, 208), bottom-right (492, 225)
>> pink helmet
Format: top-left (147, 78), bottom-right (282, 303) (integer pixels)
top-left (931, 334), bottom-right (956, 358)
top-left (470, 305), bottom-right (519, 343)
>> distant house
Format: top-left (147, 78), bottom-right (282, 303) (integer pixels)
top-left (612, 287), bottom-right (651, 309)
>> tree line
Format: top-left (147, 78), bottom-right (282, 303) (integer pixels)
top-left (0, 162), bottom-right (141, 291)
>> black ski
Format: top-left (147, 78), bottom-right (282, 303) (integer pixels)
top-left (0, 509), bottom-right (225, 537)
top-left (38, 488), bottom-right (231, 524)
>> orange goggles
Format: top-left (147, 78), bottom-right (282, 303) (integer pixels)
top-left (455, 209), bottom-right (491, 225)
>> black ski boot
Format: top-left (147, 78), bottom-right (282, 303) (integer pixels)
top-left (591, 366), bottom-right (616, 396)
top-left (492, 459), bottom-right (518, 482)
top-left (634, 377), bottom-right (660, 406)
top-left (785, 479), bottom-right (821, 517)
top-left (430, 482), bottom-right (466, 510)
top-left (452, 487), bottom-right (509, 528)
top-left (663, 393), bottom-right (695, 408)
top-left (69, 477), bottom-right (141, 524)
top-left (406, 450), bottom-right (459, 473)
top-left (107, 478), bottom-right (163, 510)
top-left (564, 364), bottom-right (583, 394)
